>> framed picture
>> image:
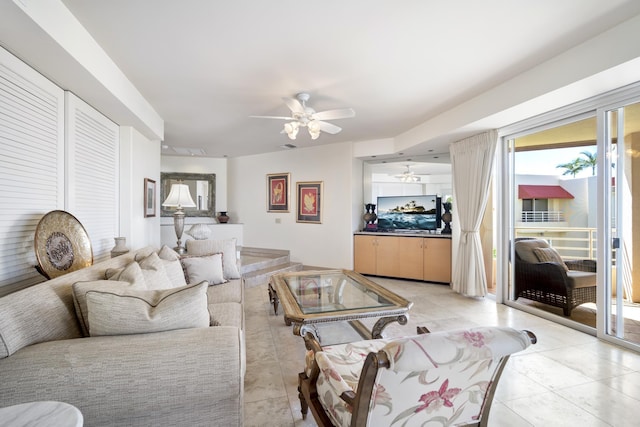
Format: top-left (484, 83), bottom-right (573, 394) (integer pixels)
top-left (296, 181), bottom-right (323, 223)
top-left (267, 173), bottom-right (290, 212)
top-left (144, 178), bottom-right (156, 217)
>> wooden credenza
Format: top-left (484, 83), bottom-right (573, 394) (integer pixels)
top-left (354, 233), bottom-right (451, 283)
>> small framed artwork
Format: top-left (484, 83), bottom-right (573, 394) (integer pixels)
top-left (267, 173), bottom-right (290, 212)
top-left (144, 178), bottom-right (156, 217)
top-left (296, 181), bottom-right (323, 223)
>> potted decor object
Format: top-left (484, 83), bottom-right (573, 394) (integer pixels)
top-left (217, 211), bottom-right (230, 224)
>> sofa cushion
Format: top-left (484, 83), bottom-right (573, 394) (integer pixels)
top-left (186, 238), bottom-right (241, 279)
top-left (533, 247), bottom-right (568, 271)
top-left (207, 279), bottom-right (243, 304)
top-left (0, 283), bottom-right (82, 359)
top-left (72, 280), bottom-right (146, 336)
top-left (181, 254), bottom-right (227, 285)
top-left (86, 282), bottom-right (210, 336)
top-left (208, 302), bottom-right (244, 329)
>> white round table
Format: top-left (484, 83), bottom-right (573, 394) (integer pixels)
top-left (0, 401), bottom-right (83, 427)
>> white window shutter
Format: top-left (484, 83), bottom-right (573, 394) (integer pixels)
top-left (65, 92), bottom-right (119, 263)
top-left (0, 46), bottom-right (65, 291)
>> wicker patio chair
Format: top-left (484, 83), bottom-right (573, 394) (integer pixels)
top-left (513, 238), bottom-right (596, 316)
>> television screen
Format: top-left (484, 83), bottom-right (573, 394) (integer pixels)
top-left (376, 195), bottom-right (441, 232)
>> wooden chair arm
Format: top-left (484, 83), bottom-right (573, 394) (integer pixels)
top-left (340, 390), bottom-right (357, 406)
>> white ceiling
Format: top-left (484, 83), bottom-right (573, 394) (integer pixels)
top-left (5, 1), bottom-right (640, 174)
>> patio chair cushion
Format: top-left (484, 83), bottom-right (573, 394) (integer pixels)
top-left (514, 239), bottom-right (549, 263)
top-left (533, 247), bottom-right (569, 271)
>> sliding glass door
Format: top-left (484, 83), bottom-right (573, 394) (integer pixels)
top-left (499, 91), bottom-right (640, 350)
top-left (601, 101), bottom-right (640, 347)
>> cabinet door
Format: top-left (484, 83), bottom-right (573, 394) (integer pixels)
top-left (394, 237), bottom-right (424, 280)
top-left (354, 235), bottom-right (377, 275)
top-left (375, 236), bottom-right (400, 277)
top-left (423, 238), bottom-right (452, 283)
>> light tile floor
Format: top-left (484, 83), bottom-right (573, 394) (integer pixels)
top-left (243, 277), bottom-right (640, 426)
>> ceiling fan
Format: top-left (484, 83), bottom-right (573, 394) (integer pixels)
top-left (250, 93), bottom-right (355, 140)
top-left (395, 165), bottom-right (421, 182)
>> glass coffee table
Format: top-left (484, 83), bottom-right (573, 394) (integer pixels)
top-left (268, 269), bottom-right (413, 344)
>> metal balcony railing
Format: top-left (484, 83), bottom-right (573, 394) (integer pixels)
top-left (520, 210), bottom-right (565, 222)
top-left (515, 226), bottom-right (597, 261)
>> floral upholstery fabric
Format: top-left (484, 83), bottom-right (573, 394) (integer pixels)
top-left (314, 327), bottom-right (532, 427)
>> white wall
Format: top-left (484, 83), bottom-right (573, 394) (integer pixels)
top-left (120, 126), bottom-right (162, 250)
top-left (228, 142), bottom-right (360, 269)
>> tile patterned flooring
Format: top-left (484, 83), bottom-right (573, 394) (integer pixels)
top-left (243, 277), bottom-right (640, 426)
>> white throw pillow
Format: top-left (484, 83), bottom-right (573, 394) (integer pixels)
top-left (156, 245), bottom-right (188, 288)
top-left (137, 252), bottom-right (175, 289)
top-left (86, 282), bottom-right (210, 336)
top-left (181, 254), bottom-right (227, 285)
top-left (185, 238), bottom-right (241, 279)
top-left (72, 280), bottom-right (144, 336)
top-left (105, 261), bottom-right (147, 287)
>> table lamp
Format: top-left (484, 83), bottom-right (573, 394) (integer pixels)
top-left (162, 183), bottom-right (196, 254)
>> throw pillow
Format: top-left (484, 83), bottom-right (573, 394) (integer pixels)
top-left (157, 245), bottom-right (188, 288)
top-left (137, 252), bottom-right (175, 290)
top-left (104, 261), bottom-right (146, 287)
top-left (86, 282), bottom-right (210, 336)
top-left (72, 280), bottom-right (143, 336)
top-left (181, 253), bottom-right (227, 285)
top-left (533, 247), bottom-right (568, 271)
top-left (185, 238), bottom-right (241, 279)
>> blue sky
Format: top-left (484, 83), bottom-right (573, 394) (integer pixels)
top-left (515, 146), bottom-right (597, 177)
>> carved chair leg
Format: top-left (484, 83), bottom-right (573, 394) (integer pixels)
top-left (298, 372), bottom-right (309, 419)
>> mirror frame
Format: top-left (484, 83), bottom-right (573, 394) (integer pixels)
top-left (160, 172), bottom-right (216, 217)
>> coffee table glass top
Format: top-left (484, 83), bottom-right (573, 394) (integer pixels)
top-left (283, 270), bottom-right (394, 314)
top-left (271, 269), bottom-right (412, 325)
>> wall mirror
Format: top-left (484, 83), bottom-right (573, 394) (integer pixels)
top-left (160, 172), bottom-right (216, 217)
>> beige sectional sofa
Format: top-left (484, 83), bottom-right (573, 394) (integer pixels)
top-left (0, 243), bottom-right (245, 427)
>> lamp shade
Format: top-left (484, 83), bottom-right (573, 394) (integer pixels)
top-left (162, 184), bottom-right (196, 208)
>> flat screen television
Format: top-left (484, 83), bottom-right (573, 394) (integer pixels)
top-left (376, 195), bottom-right (441, 232)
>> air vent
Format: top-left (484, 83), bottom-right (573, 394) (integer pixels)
top-left (170, 146), bottom-right (207, 156)
top-left (280, 144), bottom-right (297, 149)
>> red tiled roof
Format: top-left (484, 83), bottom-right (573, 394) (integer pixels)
top-left (518, 185), bottom-right (574, 199)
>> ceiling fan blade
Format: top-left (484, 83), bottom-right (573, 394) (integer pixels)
top-left (317, 121), bottom-right (342, 134)
top-left (312, 108), bottom-right (355, 121)
top-left (249, 115), bottom-right (293, 120)
top-left (282, 97), bottom-right (304, 114)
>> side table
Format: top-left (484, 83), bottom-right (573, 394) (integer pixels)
top-left (0, 401), bottom-right (83, 427)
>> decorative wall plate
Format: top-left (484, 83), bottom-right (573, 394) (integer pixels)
top-left (34, 210), bottom-right (93, 279)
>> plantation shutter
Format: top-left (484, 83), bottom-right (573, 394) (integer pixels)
top-left (65, 93), bottom-right (119, 263)
top-left (0, 47), bottom-right (65, 292)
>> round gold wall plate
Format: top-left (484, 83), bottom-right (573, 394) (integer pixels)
top-left (34, 210), bottom-right (93, 279)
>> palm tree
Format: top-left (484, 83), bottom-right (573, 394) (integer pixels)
top-left (556, 158), bottom-right (583, 177)
top-left (579, 150), bottom-right (597, 175)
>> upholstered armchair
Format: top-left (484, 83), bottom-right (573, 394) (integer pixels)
top-left (513, 238), bottom-right (597, 316)
top-left (298, 326), bottom-right (536, 427)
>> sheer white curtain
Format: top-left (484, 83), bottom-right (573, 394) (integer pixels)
top-left (450, 130), bottom-right (498, 297)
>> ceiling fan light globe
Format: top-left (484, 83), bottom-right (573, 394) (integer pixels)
top-left (308, 120), bottom-right (320, 132)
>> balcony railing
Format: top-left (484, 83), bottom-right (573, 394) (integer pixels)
top-left (515, 226), bottom-right (597, 260)
top-left (521, 210), bottom-right (565, 222)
